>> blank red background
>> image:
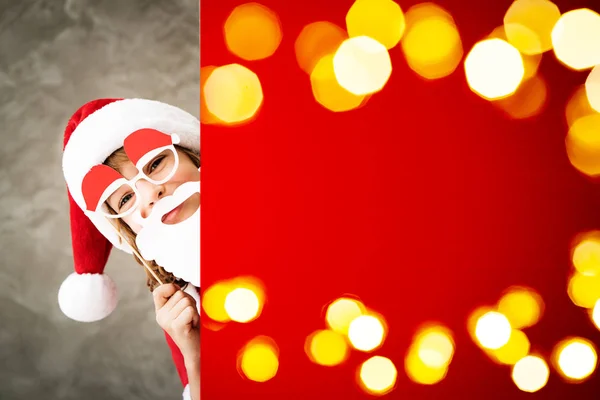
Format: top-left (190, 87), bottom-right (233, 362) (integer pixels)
top-left (201, 0), bottom-right (600, 398)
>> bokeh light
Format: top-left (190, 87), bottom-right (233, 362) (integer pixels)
top-left (237, 336), bottom-right (279, 382)
top-left (497, 286), bottom-right (544, 329)
top-left (345, 0), bottom-right (405, 50)
top-left (512, 355), bottom-right (550, 392)
top-left (405, 345), bottom-right (448, 385)
top-left (592, 300), bottom-right (600, 330)
top-left (224, 2), bottom-right (282, 61)
top-left (468, 306), bottom-right (494, 342)
top-left (566, 113), bottom-right (600, 177)
top-left (554, 338), bottom-right (598, 381)
top-left (475, 311), bottom-right (512, 350)
top-left (464, 38), bottom-right (525, 100)
top-left (311, 54), bottom-right (366, 112)
top-left (305, 329), bottom-right (349, 367)
top-left (551, 8), bottom-right (600, 71)
top-left (572, 232), bottom-right (600, 276)
top-left (201, 280), bottom-right (232, 323)
top-left (325, 297), bottom-right (366, 335)
top-left (493, 75), bottom-right (548, 119)
top-left (358, 356), bottom-right (398, 395)
top-left (413, 325), bottom-right (455, 368)
top-left (225, 288), bottom-right (260, 323)
top-left (200, 66), bottom-right (223, 125)
top-left (333, 36), bottom-right (392, 96)
top-left (204, 63), bottom-right (263, 125)
top-left (348, 314), bottom-right (386, 352)
top-left (566, 85), bottom-right (598, 128)
top-left (401, 3), bottom-right (463, 80)
top-left (488, 26), bottom-right (542, 82)
top-left (586, 65), bottom-right (600, 112)
top-left (489, 329), bottom-right (531, 365)
top-left (295, 21), bottom-right (347, 75)
top-left (503, 0), bottom-right (561, 55)
top-left (568, 271), bottom-right (600, 308)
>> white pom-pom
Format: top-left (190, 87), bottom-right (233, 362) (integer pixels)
top-left (58, 272), bottom-right (118, 322)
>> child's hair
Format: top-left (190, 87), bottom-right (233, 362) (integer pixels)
top-left (104, 145), bottom-right (200, 292)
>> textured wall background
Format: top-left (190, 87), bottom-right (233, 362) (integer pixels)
top-left (0, 0), bottom-right (198, 398)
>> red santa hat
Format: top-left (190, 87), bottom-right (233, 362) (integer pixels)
top-left (59, 98), bottom-right (200, 322)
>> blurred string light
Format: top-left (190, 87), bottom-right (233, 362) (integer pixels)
top-left (493, 75), bottom-right (548, 119)
top-left (348, 313), bottom-right (387, 352)
top-left (586, 65), bottom-right (600, 112)
top-left (568, 271), bottom-right (600, 309)
top-left (237, 336), bottom-right (279, 382)
top-left (464, 38), bottom-right (525, 100)
top-left (200, 66), bottom-right (222, 126)
top-left (592, 300), bottom-right (600, 331)
top-left (326, 297), bottom-right (366, 335)
top-left (488, 26), bottom-right (542, 82)
top-left (295, 21), bottom-right (348, 75)
top-left (572, 232), bottom-right (600, 276)
top-left (503, 0), bottom-right (561, 55)
top-left (202, 276), bottom-right (265, 323)
top-left (311, 54), bottom-right (367, 112)
top-left (305, 329), bottom-right (350, 367)
top-left (224, 2), bottom-right (282, 61)
top-left (551, 8), bottom-right (600, 71)
top-left (565, 113), bottom-right (600, 178)
top-left (512, 355), bottom-right (550, 392)
top-left (333, 36), bottom-right (392, 96)
top-left (405, 346), bottom-right (448, 385)
top-left (345, 0), bottom-right (406, 50)
top-left (203, 63), bottom-right (264, 125)
top-left (358, 356), bottom-right (397, 395)
top-left (400, 3), bottom-right (463, 80)
top-left (497, 286), bottom-right (544, 329)
top-left (553, 338), bottom-right (598, 382)
top-left (566, 85), bottom-right (598, 128)
top-left (488, 329), bottom-right (531, 365)
top-left (413, 324), bottom-right (455, 369)
top-left (474, 311), bottom-right (513, 350)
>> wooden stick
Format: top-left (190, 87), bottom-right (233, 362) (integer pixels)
top-left (105, 219), bottom-right (164, 285)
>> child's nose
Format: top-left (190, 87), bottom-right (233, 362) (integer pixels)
top-left (136, 179), bottom-right (165, 218)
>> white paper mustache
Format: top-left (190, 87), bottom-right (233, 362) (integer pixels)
top-left (134, 179), bottom-right (201, 226)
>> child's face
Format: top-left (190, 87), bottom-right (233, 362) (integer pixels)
top-left (106, 148), bottom-right (200, 234)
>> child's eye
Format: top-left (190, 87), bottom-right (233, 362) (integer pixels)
top-left (119, 193), bottom-right (133, 209)
top-left (149, 156), bottom-right (165, 173)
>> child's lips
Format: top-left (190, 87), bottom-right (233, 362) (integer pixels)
top-left (161, 202), bottom-right (184, 224)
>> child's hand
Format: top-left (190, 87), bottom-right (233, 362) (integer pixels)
top-left (153, 283), bottom-right (200, 360)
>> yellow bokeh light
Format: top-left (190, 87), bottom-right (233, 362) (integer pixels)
top-left (467, 306), bottom-right (494, 342)
top-left (592, 300), bottom-right (600, 330)
top-left (305, 330), bottom-right (349, 367)
top-left (200, 66), bottom-right (223, 126)
top-left (512, 355), bottom-right (550, 392)
top-left (401, 3), bottom-right (463, 80)
top-left (503, 0), bottom-right (561, 55)
top-left (488, 26), bottom-right (542, 82)
top-left (554, 338), bottom-right (598, 381)
top-left (225, 288), bottom-right (260, 323)
top-left (237, 336), bottom-right (279, 382)
top-left (204, 63), bottom-right (263, 125)
top-left (566, 85), bottom-right (598, 128)
top-left (551, 8), bottom-right (600, 71)
top-left (333, 36), bottom-right (392, 96)
top-left (565, 113), bottom-right (600, 177)
top-left (572, 232), bottom-right (600, 276)
top-left (348, 314), bottom-right (386, 352)
top-left (489, 329), bottom-right (531, 365)
top-left (310, 54), bottom-right (366, 112)
top-left (497, 286), bottom-right (544, 329)
top-left (201, 281), bottom-right (232, 323)
top-left (346, 0), bottom-right (405, 50)
top-left (325, 297), bottom-right (366, 335)
top-left (358, 356), bottom-right (398, 395)
top-left (405, 346), bottom-right (448, 385)
top-left (568, 271), bottom-right (600, 308)
top-left (414, 325), bottom-right (455, 368)
top-left (475, 311), bottom-right (512, 350)
top-left (295, 21), bottom-right (347, 75)
top-left (224, 2), bottom-right (282, 61)
top-left (493, 75), bottom-right (547, 119)
top-left (464, 38), bottom-right (525, 100)
top-left (586, 65), bottom-right (600, 112)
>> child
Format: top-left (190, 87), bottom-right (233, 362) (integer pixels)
top-left (59, 98), bottom-right (200, 400)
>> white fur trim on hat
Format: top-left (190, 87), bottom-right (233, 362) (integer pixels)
top-left (63, 98), bottom-right (200, 253)
top-left (182, 384), bottom-right (191, 400)
top-left (58, 272), bottom-right (118, 322)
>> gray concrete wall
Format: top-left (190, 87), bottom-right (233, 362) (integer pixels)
top-left (0, 1), bottom-right (199, 398)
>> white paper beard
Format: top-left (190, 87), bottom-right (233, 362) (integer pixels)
top-left (134, 180), bottom-right (200, 287)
